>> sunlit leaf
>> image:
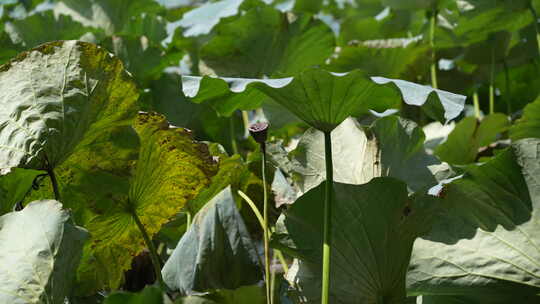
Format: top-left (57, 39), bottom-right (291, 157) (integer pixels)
top-left (269, 116), bottom-right (440, 194)
top-left (183, 68), bottom-right (466, 129)
top-left (408, 139), bottom-right (540, 300)
top-left (162, 186), bottom-right (262, 294)
top-left (435, 114), bottom-right (510, 165)
top-left (277, 178), bottom-right (440, 303)
top-left (176, 0), bottom-right (244, 37)
top-left (0, 40), bottom-right (139, 174)
top-left (0, 200), bottom-right (89, 304)
top-left (77, 112), bottom-right (218, 294)
top-left (182, 74), bottom-right (286, 117)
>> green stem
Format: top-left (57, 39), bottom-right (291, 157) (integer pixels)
top-left (489, 47), bottom-right (495, 115)
top-left (430, 9), bottom-right (438, 89)
top-left (132, 211), bottom-right (164, 287)
top-left (529, 3), bottom-right (540, 56)
top-left (189, 48), bottom-right (200, 76)
top-left (503, 59), bottom-right (511, 114)
top-left (186, 211), bottom-right (192, 230)
top-left (275, 249), bottom-right (289, 273)
top-left (473, 90), bottom-right (481, 119)
top-left (270, 255), bottom-right (276, 304)
top-left (44, 155), bottom-right (61, 201)
top-left (489, 84), bottom-right (494, 115)
top-left (261, 143), bottom-right (272, 304)
top-left (48, 168), bottom-right (61, 202)
top-left (230, 116), bottom-right (239, 155)
top-left (241, 110), bottom-right (250, 139)
top-left (238, 190), bottom-right (265, 228)
top-left (239, 189), bottom-right (289, 274)
top-left (321, 132), bottom-right (333, 304)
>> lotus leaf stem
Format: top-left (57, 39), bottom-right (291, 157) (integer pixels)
top-left (473, 91), bottom-right (481, 119)
top-left (430, 8), bottom-right (438, 89)
top-left (44, 155), bottom-right (61, 202)
top-left (321, 131), bottom-right (333, 304)
top-left (503, 60), bottom-right (511, 114)
top-left (186, 211), bottom-right (192, 230)
top-left (230, 116), bottom-right (239, 155)
top-left (132, 210), bottom-right (165, 287)
top-left (489, 46), bottom-right (495, 114)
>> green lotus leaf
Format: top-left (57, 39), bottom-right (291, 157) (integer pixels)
top-left (417, 294), bottom-right (540, 304)
top-left (435, 114), bottom-right (510, 165)
top-left (338, 7), bottom-right (422, 44)
top-left (0, 40), bottom-right (139, 175)
top-left (495, 62), bottom-right (540, 113)
top-left (4, 11), bottom-right (94, 49)
top-left (162, 186), bottom-right (262, 295)
top-left (269, 116), bottom-right (440, 194)
top-left (272, 168), bottom-right (298, 207)
top-left (200, 5), bottom-right (335, 78)
top-left (510, 95), bottom-right (540, 140)
top-left (328, 42), bottom-right (429, 79)
top-left (454, 1), bottom-right (533, 46)
top-left (183, 68), bottom-right (466, 130)
top-left (109, 36), bottom-right (181, 86)
top-left (55, 0), bottom-right (163, 35)
top-left (251, 69), bottom-right (399, 132)
top-left (293, 0), bottom-right (323, 13)
top-left (381, 0), bottom-right (438, 11)
top-left (369, 76), bottom-right (466, 124)
top-left (0, 25), bottom-right (19, 65)
top-left (77, 112), bottom-right (218, 294)
top-left (104, 286), bottom-right (164, 304)
top-left (175, 0), bottom-right (244, 37)
top-left (278, 178), bottom-right (441, 303)
top-left (0, 168), bottom-right (43, 215)
top-left (185, 149), bottom-right (267, 233)
top-left (187, 153), bottom-right (264, 216)
top-left (119, 13), bottom-right (167, 45)
top-left (0, 200), bottom-right (89, 304)
top-left (370, 116), bottom-right (441, 190)
top-left (408, 138), bottom-right (540, 300)
top-left (462, 31), bottom-right (511, 65)
top-left (53, 125), bottom-right (139, 295)
top-left (177, 297), bottom-right (220, 304)
top-left (144, 73), bottom-right (203, 128)
top-left (182, 75), bottom-right (288, 117)
top-left (23, 122), bottom-right (140, 229)
top-left (176, 285), bottom-right (265, 304)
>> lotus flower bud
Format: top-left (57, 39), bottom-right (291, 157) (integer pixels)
top-left (248, 122), bottom-right (269, 144)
